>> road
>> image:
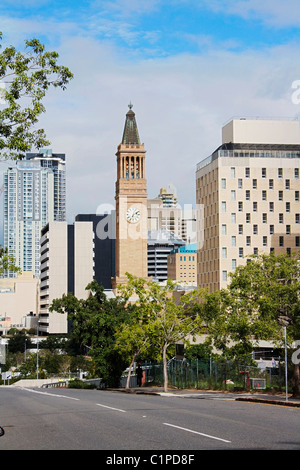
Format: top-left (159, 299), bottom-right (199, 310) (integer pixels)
top-left (0, 386), bottom-right (299, 452)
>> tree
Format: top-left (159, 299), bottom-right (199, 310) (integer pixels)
top-left (117, 274), bottom-right (204, 392)
top-left (0, 33), bottom-right (73, 160)
top-left (114, 304), bottom-right (152, 389)
top-left (200, 252), bottom-right (300, 396)
top-left (0, 246), bottom-right (21, 276)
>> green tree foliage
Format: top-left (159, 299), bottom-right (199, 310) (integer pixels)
top-left (117, 274), bottom-right (204, 392)
top-left (0, 32), bottom-right (73, 160)
top-left (50, 281), bottom-right (128, 387)
top-left (198, 252), bottom-right (300, 396)
top-left (0, 246), bottom-right (21, 275)
top-left (7, 329), bottom-right (33, 353)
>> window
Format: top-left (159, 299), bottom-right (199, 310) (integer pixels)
top-left (295, 168), bottom-right (299, 179)
top-left (262, 213), bottom-right (267, 223)
top-left (245, 167), bottom-right (250, 178)
top-left (253, 202), bottom-right (257, 212)
top-left (269, 179), bottom-right (273, 189)
top-left (239, 247), bottom-right (244, 258)
top-left (231, 190), bottom-right (236, 201)
top-left (231, 167), bottom-right (235, 178)
top-left (221, 178), bottom-right (226, 189)
top-left (231, 213), bottom-right (236, 223)
top-left (278, 168), bottom-right (283, 178)
top-left (263, 236), bottom-right (267, 246)
top-left (279, 213), bottom-right (283, 224)
top-left (246, 190), bottom-right (250, 200)
top-left (270, 225), bottom-right (274, 235)
top-left (286, 225), bottom-right (291, 235)
top-left (238, 224), bottom-right (243, 235)
top-left (246, 213), bottom-right (251, 223)
top-left (222, 271), bottom-right (227, 282)
top-left (232, 236), bottom-right (236, 247)
top-left (222, 247), bottom-right (227, 258)
top-left (238, 201), bottom-right (243, 211)
top-left (285, 179), bottom-right (290, 190)
top-left (279, 236), bottom-right (284, 247)
top-left (253, 224), bottom-right (258, 235)
top-left (246, 236), bottom-right (251, 246)
top-left (296, 236), bottom-right (300, 247)
top-left (278, 190), bottom-right (283, 201)
top-left (262, 168), bottom-right (266, 178)
top-left (238, 178), bottom-right (243, 189)
top-left (232, 259), bottom-right (237, 271)
top-left (269, 202), bottom-right (274, 212)
top-left (252, 179), bottom-right (257, 189)
top-left (222, 201), bottom-right (226, 212)
top-left (222, 224), bottom-right (227, 235)
top-left (295, 191), bottom-right (299, 201)
top-left (262, 190), bottom-right (267, 201)
top-left (296, 214), bottom-right (300, 224)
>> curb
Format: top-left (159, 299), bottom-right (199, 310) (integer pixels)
top-left (235, 397), bottom-right (300, 408)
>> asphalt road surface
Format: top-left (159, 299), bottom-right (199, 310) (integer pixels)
top-left (0, 386), bottom-right (299, 452)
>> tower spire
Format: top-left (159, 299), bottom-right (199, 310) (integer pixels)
top-left (122, 103), bottom-right (141, 145)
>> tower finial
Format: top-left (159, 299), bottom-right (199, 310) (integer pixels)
top-left (128, 102), bottom-right (133, 110)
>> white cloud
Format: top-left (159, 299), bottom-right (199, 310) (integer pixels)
top-left (1, 13), bottom-right (300, 227)
top-left (203, 0), bottom-right (300, 28)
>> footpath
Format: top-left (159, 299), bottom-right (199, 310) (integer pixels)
top-left (109, 386), bottom-right (300, 408)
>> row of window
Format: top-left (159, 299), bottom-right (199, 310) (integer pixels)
top-left (222, 190), bottom-right (299, 203)
top-left (230, 167), bottom-right (299, 179)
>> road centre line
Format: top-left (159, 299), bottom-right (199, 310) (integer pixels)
top-left (163, 422), bottom-right (231, 443)
top-left (97, 403), bottom-right (126, 413)
top-left (20, 387), bottom-right (80, 400)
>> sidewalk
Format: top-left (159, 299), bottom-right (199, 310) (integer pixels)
top-left (109, 386), bottom-right (300, 408)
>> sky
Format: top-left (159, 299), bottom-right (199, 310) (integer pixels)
top-left (1, 0), bottom-right (300, 224)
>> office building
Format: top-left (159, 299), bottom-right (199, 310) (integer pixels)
top-left (167, 243), bottom-right (197, 286)
top-left (148, 229), bottom-right (185, 282)
top-left (196, 118), bottom-right (300, 292)
top-left (3, 149), bottom-right (66, 278)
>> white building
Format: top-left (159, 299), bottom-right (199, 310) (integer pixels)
top-left (3, 149), bottom-right (66, 278)
top-left (196, 118), bottom-right (300, 292)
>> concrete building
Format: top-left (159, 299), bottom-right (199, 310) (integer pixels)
top-left (196, 118), bottom-right (300, 292)
top-left (75, 213), bottom-right (116, 289)
top-left (39, 221), bottom-right (94, 334)
top-left (167, 243), bottom-right (197, 286)
top-left (147, 230), bottom-right (186, 282)
top-left (3, 149), bottom-right (66, 278)
top-left (0, 272), bottom-right (39, 335)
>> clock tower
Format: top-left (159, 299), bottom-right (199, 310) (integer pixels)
top-left (112, 104), bottom-right (149, 288)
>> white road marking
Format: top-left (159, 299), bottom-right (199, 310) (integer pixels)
top-left (97, 403), bottom-right (126, 413)
top-left (163, 422), bottom-right (231, 443)
top-left (20, 387), bottom-right (80, 400)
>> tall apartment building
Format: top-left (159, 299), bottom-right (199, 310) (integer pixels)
top-left (3, 149), bottom-right (66, 278)
top-left (196, 118), bottom-right (300, 292)
top-left (39, 221), bottom-right (94, 334)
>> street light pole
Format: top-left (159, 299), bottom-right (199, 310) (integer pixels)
top-left (283, 326), bottom-right (288, 402)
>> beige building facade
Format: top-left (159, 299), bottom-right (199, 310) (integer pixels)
top-left (39, 221), bottom-right (94, 334)
top-left (196, 118), bottom-right (300, 292)
top-left (0, 272), bottom-right (39, 334)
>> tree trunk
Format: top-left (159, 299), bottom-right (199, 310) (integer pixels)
top-left (163, 344), bottom-right (168, 393)
top-left (126, 354), bottom-right (136, 389)
top-left (292, 363), bottom-right (300, 398)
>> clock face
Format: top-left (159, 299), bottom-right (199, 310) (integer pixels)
top-left (126, 206), bottom-right (141, 223)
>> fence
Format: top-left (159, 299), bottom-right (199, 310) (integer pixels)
top-left (142, 358), bottom-right (287, 391)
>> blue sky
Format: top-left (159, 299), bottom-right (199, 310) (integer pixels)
top-left (1, 0), bottom-right (300, 221)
